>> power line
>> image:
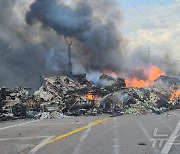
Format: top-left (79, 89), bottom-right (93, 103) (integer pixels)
top-left (166, 0), bottom-right (180, 22)
top-left (146, 0), bottom-right (172, 28)
top-left (156, 0), bottom-right (177, 25)
top-left (127, 0), bottom-right (175, 47)
top-left (128, 0), bottom-right (159, 30)
top-left (128, 0), bottom-right (175, 35)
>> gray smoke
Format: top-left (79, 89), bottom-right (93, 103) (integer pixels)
top-left (0, 0), bottom-right (124, 89)
top-left (26, 0), bottom-right (92, 39)
top-left (0, 0), bottom-right (178, 90)
top-left (26, 0), bottom-right (124, 71)
top-left (0, 0), bottom-right (71, 89)
top-left (117, 46), bottom-right (180, 82)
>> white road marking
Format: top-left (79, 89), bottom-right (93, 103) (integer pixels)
top-left (113, 139), bottom-right (120, 154)
top-left (139, 122), bottom-right (160, 154)
top-left (26, 122), bottom-right (86, 126)
top-left (16, 143), bottom-right (34, 153)
top-left (73, 122), bottom-right (92, 154)
top-left (113, 117), bottom-right (120, 154)
top-left (139, 122), bottom-right (151, 140)
top-left (29, 136), bottom-right (54, 154)
top-left (0, 136), bottom-right (51, 141)
top-left (0, 119), bottom-right (42, 131)
top-left (161, 120), bottom-right (180, 154)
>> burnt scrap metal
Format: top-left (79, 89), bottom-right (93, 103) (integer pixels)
top-left (0, 87), bottom-right (31, 107)
top-left (34, 75), bottom-right (100, 116)
top-left (0, 73), bottom-right (180, 120)
top-left (155, 75), bottom-right (180, 86)
top-left (153, 75), bottom-right (180, 103)
top-left (0, 87), bottom-right (32, 120)
top-left (12, 103), bottom-right (27, 117)
top-left (99, 74), bottom-right (126, 92)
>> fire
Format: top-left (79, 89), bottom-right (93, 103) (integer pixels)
top-left (102, 65), bottom-right (180, 103)
top-left (125, 79), bottom-right (149, 88)
top-left (125, 65), bottom-right (165, 88)
top-left (169, 90), bottom-right (180, 102)
top-left (86, 91), bottom-right (94, 100)
top-left (85, 91), bottom-right (100, 104)
top-left (101, 65), bottom-right (165, 88)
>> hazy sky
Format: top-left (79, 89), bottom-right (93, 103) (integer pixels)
top-left (41, 0), bottom-right (180, 61)
top-left (119, 0), bottom-right (176, 8)
top-left (119, 0), bottom-right (180, 61)
top-left (0, 0), bottom-right (179, 88)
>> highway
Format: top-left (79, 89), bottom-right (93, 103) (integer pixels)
top-left (1, 110), bottom-right (180, 154)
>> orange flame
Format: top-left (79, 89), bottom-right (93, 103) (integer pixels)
top-left (169, 90), bottom-right (180, 102)
top-left (102, 65), bottom-right (165, 88)
top-left (102, 65), bottom-right (180, 102)
top-left (125, 65), bottom-right (165, 88)
top-left (86, 92), bottom-right (94, 100)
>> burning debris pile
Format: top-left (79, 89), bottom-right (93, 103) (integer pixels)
top-left (101, 66), bottom-right (180, 115)
top-left (34, 75), bottom-right (93, 115)
top-left (99, 75), bottom-right (180, 115)
top-left (0, 0), bottom-right (179, 120)
top-left (0, 87), bottom-right (32, 120)
top-left (33, 74), bottom-right (126, 116)
top-left (0, 66), bottom-right (180, 120)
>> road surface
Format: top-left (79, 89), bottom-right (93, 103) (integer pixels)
top-left (1, 110), bottom-right (180, 154)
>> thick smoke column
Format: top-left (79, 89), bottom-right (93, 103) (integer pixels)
top-left (26, 0), bottom-right (92, 39)
top-left (0, 0), bottom-right (124, 89)
top-left (26, 0), bottom-right (124, 71)
top-left (0, 0), bottom-right (178, 90)
top-left (0, 0), bottom-right (70, 89)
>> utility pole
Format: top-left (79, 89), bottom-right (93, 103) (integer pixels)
top-left (147, 46), bottom-right (153, 64)
top-left (68, 41), bottom-right (73, 75)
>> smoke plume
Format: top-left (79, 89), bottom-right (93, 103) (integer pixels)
top-left (26, 0), bottom-right (124, 71)
top-left (0, 0), bottom-right (125, 89)
top-left (0, 0), bottom-right (178, 90)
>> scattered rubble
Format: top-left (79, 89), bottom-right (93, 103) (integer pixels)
top-left (0, 73), bottom-right (180, 121)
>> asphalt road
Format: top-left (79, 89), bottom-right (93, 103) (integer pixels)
top-left (1, 110), bottom-right (180, 154)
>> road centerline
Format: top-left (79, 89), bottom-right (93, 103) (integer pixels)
top-left (48, 117), bottom-right (110, 144)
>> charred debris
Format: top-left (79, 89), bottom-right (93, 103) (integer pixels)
top-left (0, 73), bottom-right (180, 121)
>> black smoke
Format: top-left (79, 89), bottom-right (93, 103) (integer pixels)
top-left (0, 0), bottom-right (124, 89)
top-left (0, 0), bottom-right (177, 90)
top-left (26, 0), bottom-right (124, 71)
top-left (26, 0), bottom-right (92, 39)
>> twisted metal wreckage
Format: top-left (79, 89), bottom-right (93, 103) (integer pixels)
top-left (0, 73), bottom-right (180, 120)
